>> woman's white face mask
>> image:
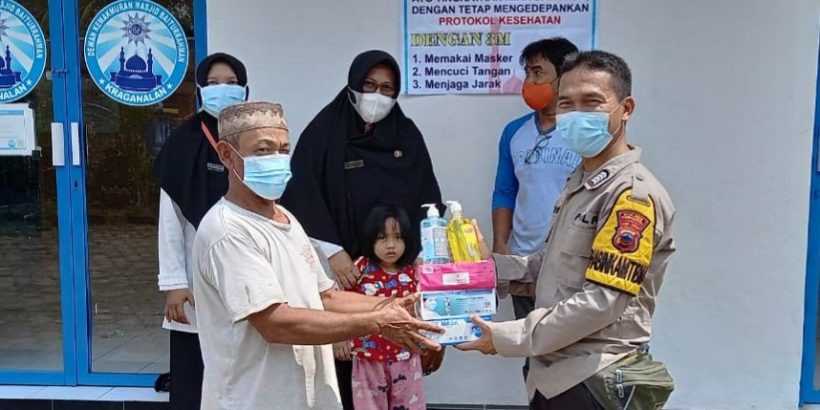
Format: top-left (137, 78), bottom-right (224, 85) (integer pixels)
top-left (349, 88), bottom-right (396, 124)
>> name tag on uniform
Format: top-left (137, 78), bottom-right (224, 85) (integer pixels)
top-left (344, 159), bottom-right (364, 170)
top-left (207, 162), bottom-right (225, 172)
top-left (573, 212), bottom-right (599, 228)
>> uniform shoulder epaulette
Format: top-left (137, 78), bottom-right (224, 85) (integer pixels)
top-left (627, 172), bottom-right (651, 206)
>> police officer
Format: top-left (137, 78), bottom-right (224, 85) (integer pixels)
top-left (460, 50), bottom-right (676, 410)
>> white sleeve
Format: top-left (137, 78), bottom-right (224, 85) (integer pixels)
top-left (157, 189), bottom-right (190, 291)
top-left (313, 238), bottom-right (344, 258)
top-left (309, 238), bottom-right (337, 291)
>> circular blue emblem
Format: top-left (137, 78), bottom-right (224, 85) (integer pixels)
top-left (85, 0), bottom-right (188, 106)
top-left (0, 1), bottom-right (47, 103)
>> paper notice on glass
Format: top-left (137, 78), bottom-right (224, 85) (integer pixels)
top-left (0, 103), bottom-right (35, 156)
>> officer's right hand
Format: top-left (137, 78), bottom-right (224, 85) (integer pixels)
top-left (470, 219), bottom-right (493, 260)
top-left (456, 316), bottom-right (497, 355)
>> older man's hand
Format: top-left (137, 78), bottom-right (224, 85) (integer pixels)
top-left (375, 297), bottom-right (444, 353)
top-left (393, 292), bottom-right (420, 318)
top-left (456, 316), bottom-right (497, 355)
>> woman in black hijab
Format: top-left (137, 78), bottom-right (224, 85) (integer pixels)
top-left (152, 52), bottom-right (248, 410)
top-left (280, 50), bottom-right (444, 410)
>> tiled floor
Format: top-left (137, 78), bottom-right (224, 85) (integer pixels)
top-left (0, 385), bottom-right (167, 401)
top-left (0, 383), bottom-right (527, 408)
top-left (0, 383), bottom-right (527, 409)
top-left (0, 227), bottom-right (64, 371)
top-left (0, 225), bottom-right (169, 374)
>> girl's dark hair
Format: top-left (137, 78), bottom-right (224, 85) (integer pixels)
top-left (360, 203), bottom-right (416, 268)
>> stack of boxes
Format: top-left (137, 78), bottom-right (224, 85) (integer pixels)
top-left (417, 257), bottom-right (497, 345)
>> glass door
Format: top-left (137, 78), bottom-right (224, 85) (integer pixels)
top-left (0, 0), bottom-right (203, 387)
top-left (0, 0), bottom-right (78, 385)
top-left (66, 0), bottom-right (201, 385)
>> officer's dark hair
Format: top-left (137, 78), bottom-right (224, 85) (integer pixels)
top-left (519, 37), bottom-right (579, 74)
top-left (560, 50), bottom-right (632, 100)
top-left (359, 203), bottom-right (416, 269)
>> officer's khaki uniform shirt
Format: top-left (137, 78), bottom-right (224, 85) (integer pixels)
top-left (490, 146), bottom-right (676, 400)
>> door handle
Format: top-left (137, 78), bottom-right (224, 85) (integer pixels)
top-left (51, 122), bottom-right (64, 167)
top-left (71, 122), bottom-right (80, 166)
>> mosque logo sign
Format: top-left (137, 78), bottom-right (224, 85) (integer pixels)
top-left (0, 1), bottom-right (47, 103)
top-left (85, 0), bottom-right (188, 106)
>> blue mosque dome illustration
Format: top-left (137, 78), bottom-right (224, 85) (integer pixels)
top-left (0, 45), bottom-right (22, 89)
top-left (110, 46), bottom-right (162, 92)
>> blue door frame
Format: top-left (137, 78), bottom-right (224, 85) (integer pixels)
top-left (0, 0), bottom-right (78, 386)
top-left (801, 37), bottom-right (820, 404)
top-left (0, 0), bottom-right (207, 387)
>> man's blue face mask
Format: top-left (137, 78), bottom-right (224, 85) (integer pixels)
top-left (228, 144), bottom-right (292, 201)
top-left (556, 102), bottom-right (625, 158)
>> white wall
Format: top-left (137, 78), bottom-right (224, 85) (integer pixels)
top-left (208, 1), bottom-right (820, 408)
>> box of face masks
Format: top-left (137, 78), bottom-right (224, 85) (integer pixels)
top-left (418, 259), bottom-right (496, 292)
top-left (422, 316), bottom-right (491, 346)
top-left (419, 289), bottom-right (496, 321)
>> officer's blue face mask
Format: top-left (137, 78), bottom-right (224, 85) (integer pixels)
top-left (199, 84), bottom-right (247, 118)
top-left (228, 144), bottom-right (292, 201)
top-left (556, 102), bottom-right (625, 158)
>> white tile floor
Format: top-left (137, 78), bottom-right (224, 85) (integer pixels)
top-left (97, 386), bottom-right (168, 402)
top-left (0, 384), bottom-right (167, 401)
top-left (28, 386), bottom-right (114, 400)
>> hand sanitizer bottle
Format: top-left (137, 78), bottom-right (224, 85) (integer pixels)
top-left (420, 204), bottom-right (450, 264)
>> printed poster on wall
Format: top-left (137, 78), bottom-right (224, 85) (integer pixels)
top-left (403, 0), bottom-right (596, 95)
top-left (0, 104), bottom-right (35, 156)
top-left (0, 0), bottom-right (47, 103)
top-left (84, 0), bottom-right (189, 106)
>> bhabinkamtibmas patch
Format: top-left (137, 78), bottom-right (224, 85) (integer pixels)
top-left (586, 189), bottom-right (655, 296)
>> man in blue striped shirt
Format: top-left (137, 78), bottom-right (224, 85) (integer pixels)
top-left (492, 38), bottom-right (581, 321)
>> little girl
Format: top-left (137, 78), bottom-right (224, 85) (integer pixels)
top-left (349, 203), bottom-right (426, 410)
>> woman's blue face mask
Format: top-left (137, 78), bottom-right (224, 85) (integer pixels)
top-left (199, 84), bottom-right (247, 118)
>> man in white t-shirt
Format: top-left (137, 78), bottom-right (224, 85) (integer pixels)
top-left (192, 101), bottom-right (442, 410)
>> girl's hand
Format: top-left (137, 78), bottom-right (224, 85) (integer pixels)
top-left (333, 341), bottom-right (352, 361)
top-left (420, 346), bottom-right (446, 375)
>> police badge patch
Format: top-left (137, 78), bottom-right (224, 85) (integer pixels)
top-left (612, 210), bottom-right (650, 253)
top-left (585, 189), bottom-right (656, 296)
